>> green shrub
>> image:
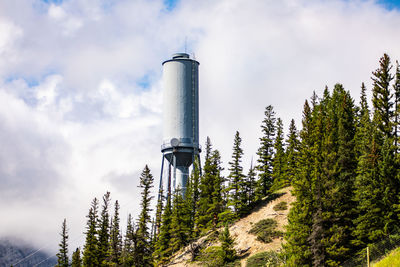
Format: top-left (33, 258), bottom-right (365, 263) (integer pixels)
top-left (198, 246), bottom-right (225, 267)
top-left (198, 225), bottom-right (239, 267)
top-left (246, 251), bottom-right (282, 267)
top-left (273, 201), bottom-right (288, 211)
top-left (204, 230), bottom-right (220, 243)
top-left (248, 219), bottom-right (283, 243)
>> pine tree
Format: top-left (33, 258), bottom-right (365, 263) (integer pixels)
top-left (170, 188), bottom-right (190, 252)
top-left (185, 158), bottom-right (200, 238)
top-left (271, 118), bottom-right (286, 191)
top-left (196, 137), bottom-right (217, 232)
top-left (287, 86), bottom-right (358, 265)
top-left (209, 150), bottom-right (229, 226)
top-left (308, 205), bottom-right (325, 267)
top-left (353, 128), bottom-right (382, 246)
top-left (354, 54), bottom-right (399, 247)
top-left (121, 214), bottom-right (136, 267)
top-left (153, 192), bottom-right (173, 265)
top-left (284, 119), bottom-right (300, 186)
top-left (285, 100), bottom-right (314, 266)
top-left (244, 160), bottom-right (257, 206)
top-left (154, 185), bottom-right (164, 242)
top-left (98, 192), bottom-right (111, 266)
top-left (71, 247), bottom-right (82, 267)
top-left (56, 218), bottom-right (69, 267)
top-left (196, 137), bottom-right (231, 232)
top-left (371, 54), bottom-right (400, 236)
top-left (255, 105), bottom-right (276, 200)
top-left (109, 200), bottom-right (122, 265)
top-left (308, 91), bottom-right (327, 266)
top-left (372, 53), bottom-right (394, 139)
top-left (219, 224), bottom-right (236, 263)
top-left (83, 198), bottom-right (99, 267)
top-left (354, 83), bottom-right (371, 157)
top-left (393, 61), bottom-right (400, 152)
top-left (134, 165), bottom-right (154, 267)
top-left (227, 131), bottom-right (246, 216)
top-left (322, 84), bottom-right (357, 265)
top-left (379, 137), bottom-right (399, 233)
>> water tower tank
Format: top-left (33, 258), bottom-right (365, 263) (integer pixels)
top-left (161, 53), bottom-right (200, 196)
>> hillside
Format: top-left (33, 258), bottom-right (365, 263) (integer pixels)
top-left (168, 187), bottom-right (295, 267)
top-left (0, 238), bottom-right (56, 267)
top-left (372, 247), bottom-right (400, 267)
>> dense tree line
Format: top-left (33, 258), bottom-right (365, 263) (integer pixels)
top-left (285, 54), bottom-right (400, 266)
top-left (56, 53), bottom-right (400, 266)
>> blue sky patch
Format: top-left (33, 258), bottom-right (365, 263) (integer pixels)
top-left (378, 0), bottom-right (400, 10)
top-left (41, 0), bottom-right (63, 5)
top-left (137, 74), bottom-right (152, 90)
top-left (164, 0), bottom-right (179, 11)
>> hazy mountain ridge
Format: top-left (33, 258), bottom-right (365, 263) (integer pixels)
top-left (0, 239), bottom-right (56, 267)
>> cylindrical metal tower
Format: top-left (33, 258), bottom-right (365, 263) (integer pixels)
top-left (160, 53), bottom-right (201, 196)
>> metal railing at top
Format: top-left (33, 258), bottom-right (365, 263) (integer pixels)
top-left (161, 141), bottom-right (202, 151)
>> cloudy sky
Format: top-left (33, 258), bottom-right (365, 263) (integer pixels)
top-left (1, 0), bottom-right (400, 259)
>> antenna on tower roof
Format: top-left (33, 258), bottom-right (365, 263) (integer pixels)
top-left (184, 37), bottom-right (187, 53)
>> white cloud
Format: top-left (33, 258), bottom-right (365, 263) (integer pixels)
top-left (48, 4), bottom-right (66, 20)
top-left (0, 19), bottom-right (23, 55)
top-left (1, 0), bottom-right (400, 256)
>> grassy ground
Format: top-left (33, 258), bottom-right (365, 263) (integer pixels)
top-left (372, 247), bottom-right (400, 267)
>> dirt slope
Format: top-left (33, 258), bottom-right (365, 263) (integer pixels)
top-left (168, 187), bottom-right (295, 266)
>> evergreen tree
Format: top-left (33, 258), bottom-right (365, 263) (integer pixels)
top-left (354, 54), bottom-right (399, 247)
top-left (185, 158), bottom-right (200, 238)
top-left (196, 137), bottom-right (217, 232)
top-left (71, 247), bottom-right (82, 267)
top-left (83, 198), bottom-right (99, 267)
top-left (371, 54), bottom-right (400, 235)
top-left (153, 192), bottom-right (173, 265)
top-left (56, 218), bottom-right (69, 267)
top-left (393, 61), bottom-right (400, 151)
top-left (353, 128), bottom-right (382, 246)
top-left (109, 200), bottom-right (122, 265)
top-left (284, 119), bottom-right (300, 186)
top-left (134, 165), bottom-right (154, 267)
top-left (154, 185), bottom-right (164, 242)
top-left (286, 86), bottom-right (358, 265)
top-left (352, 83), bottom-right (373, 251)
top-left (196, 137), bottom-right (231, 232)
top-left (308, 205), bottom-right (325, 267)
top-left (227, 131), bottom-right (246, 216)
top-left (255, 105), bottom-right (276, 200)
top-left (209, 150), bottom-right (231, 226)
top-left (308, 91), bottom-right (327, 266)
top-left (121, 214), bottom-right (135, 267)
top-left (271, 118), bottom-right (286, 191)
top-left (322, 84), bottom-right (357, 265)
top-left (354, 83), bottom-right (371, 157)
top-left (285, 100), bottom-right (314, 266)
top-left (244, 160), bottom-right (257, 206)
top-left (372, 53), bottom-right (394, 139)
top-left (170, 188), bottom-right (190, 252)
top-left (219, 224), bottom-right (236, 263)
top-left (379, 137), bottom-right (399, 233)
top-left (98, 192), bottom-right (111, 266)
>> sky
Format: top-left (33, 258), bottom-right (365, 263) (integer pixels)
top-left (1, 0), bottom-right (400, 259)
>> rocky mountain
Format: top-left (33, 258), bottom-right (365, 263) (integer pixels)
top-left (0, 239), bottom-right (56, 267)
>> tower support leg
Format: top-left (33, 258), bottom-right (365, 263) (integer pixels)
top-left (173, 153), bottom-right (177, 191)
